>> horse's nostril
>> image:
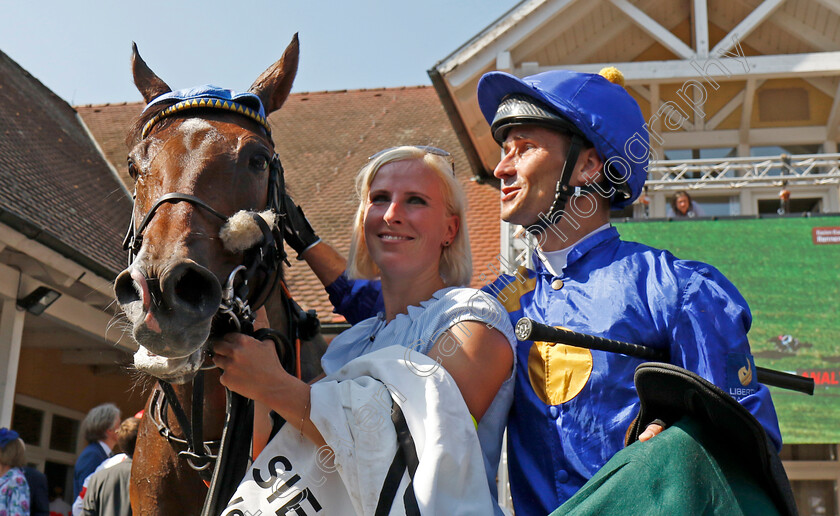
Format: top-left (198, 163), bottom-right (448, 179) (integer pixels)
top-left (115, 269), bottom-right (141, 305)
top-left (175, 267), bottom-right (209, 307)
top-left (162, 262), bottom-right (222, 318)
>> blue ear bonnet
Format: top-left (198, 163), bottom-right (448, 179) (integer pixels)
top-left (141, 85), bottom-right (271, 138)
top-left (143, 85), bottom-right (266, 117)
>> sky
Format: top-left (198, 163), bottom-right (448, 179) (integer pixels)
top-left (1, 0), bottom-right (517, 106)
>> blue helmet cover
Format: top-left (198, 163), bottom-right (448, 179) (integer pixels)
top-left (477, 70), bottom-right (649, 208)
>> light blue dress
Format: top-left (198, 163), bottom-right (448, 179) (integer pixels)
top-left (322, 286), bottom-right (517, 508)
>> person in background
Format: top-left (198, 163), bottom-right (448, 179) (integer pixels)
top-left (80, 417), bottom-right (139, 516)
top-left (668, 190), bottom-right (703, 218)
top-left (21, 465), bottom-right (48, 516)
top-left (0, 428), bottom-right (30, 516)
top-left (48, 486), bottom-right (71, 516)
top-left (73, 405), bottom-right (120, 499)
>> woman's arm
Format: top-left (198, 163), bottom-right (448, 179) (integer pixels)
top-left (427, 321), bottom-right (513, 422)
top-left (300, 241), bottom-right (347, 288)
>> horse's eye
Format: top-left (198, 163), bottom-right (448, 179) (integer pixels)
top-left (249, 155), bottom-right (269, 173)
top-left (127, 159), bottom-right (139, 180)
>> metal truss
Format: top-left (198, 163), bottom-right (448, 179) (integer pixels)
top-left (646, 153), bottom-right (840, 191)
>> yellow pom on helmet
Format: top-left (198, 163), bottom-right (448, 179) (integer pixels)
top-left (598, 66), bottom-right (625, 87)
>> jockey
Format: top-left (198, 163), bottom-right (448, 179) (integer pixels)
top-left (283, 67), bottom-right (782, 515)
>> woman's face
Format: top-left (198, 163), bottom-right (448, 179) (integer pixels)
top-left (675, 194), bottom-right (691, 215)
top-left (363, 159), bottom-right (459, 280)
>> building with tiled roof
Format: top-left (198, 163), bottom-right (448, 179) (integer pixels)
top-left (77, 86), bottom-right (503, 327)
top-left (0, 48), bottom-right (145, 498)
top-left (0, 51), bottom-right (131, 278)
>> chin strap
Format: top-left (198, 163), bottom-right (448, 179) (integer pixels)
top-left (525, 134), bottom-right (604, 235)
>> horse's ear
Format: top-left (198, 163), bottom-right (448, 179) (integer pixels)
top-left (249, 34), bottom-right (299, 115)
top-left (131, 42), bottom-right (172, 104)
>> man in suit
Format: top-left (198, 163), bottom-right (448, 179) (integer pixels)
top-left (81, 417), bottom-right (139, 516)
top-left (73, 404), bottom-right (121, 499)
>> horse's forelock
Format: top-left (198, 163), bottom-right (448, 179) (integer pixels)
top-left (126, 99), bottom-right (178, 147)
top-left (126, 101), bottom-right (272, 148)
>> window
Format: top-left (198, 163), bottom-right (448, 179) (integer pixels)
top-left (50, 415), bottom-right (80, 453)
top-left (751, 144), bottom-right (822, 158)
top-left (663, 148), bottom-right (736, 161)
top-left (757, 197), bottom-right (822, 215)
top-left (665, 194), bottom-right (738, 217)
top-left (693, 196), bottom-right (736, 217)
top-left (11, 404), bottom-right (43, 446)
top-left (12, 395), bottom-right (85, 506)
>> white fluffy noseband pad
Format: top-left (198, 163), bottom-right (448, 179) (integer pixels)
top-left (219, 210), bottom-right (278, 252)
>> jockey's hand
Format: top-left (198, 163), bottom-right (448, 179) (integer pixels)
top-left (212, 308), bottom-right (285, 402)
top-left (281, 193), bottom-right (320, 259)
top-left (638, 419), bottom-right (666, 442)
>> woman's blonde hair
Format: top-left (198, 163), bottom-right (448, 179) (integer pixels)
top-left (0, 438), bottom-right (25, 468)
top-left (347, 146), bottom-right (471, 286)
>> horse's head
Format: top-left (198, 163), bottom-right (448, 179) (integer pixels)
top-left (114, 36), bottom-right (299, 383)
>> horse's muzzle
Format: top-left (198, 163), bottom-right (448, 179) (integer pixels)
top-left (115, 261), bottom-right (223, 358)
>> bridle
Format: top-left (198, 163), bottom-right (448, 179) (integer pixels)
top-left (123, 95), bottom-right (318, 516)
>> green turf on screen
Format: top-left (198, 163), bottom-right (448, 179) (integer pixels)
top-left (614, 216), bottom-right (840, 443)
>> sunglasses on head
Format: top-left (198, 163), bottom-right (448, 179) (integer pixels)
top-left (368, 145), bottom-right (455, 173)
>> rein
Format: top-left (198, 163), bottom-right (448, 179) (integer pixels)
top-left (125, 98), bottom-right (317, 516)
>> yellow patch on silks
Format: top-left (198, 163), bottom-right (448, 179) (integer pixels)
top-left (495, 266), bottom-right (537, 313)
top-left (528, 330), bottom-right (593, 405)
top-left (220, 210), bottom-right (277, 252)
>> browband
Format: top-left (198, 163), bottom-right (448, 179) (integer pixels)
top-left (142, 98), bottom-right (271, 138)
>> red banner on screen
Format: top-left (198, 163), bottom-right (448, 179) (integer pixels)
top-left (812, 227), bottom-right (840, 245)
top-left (798, 370), bottom-right (840, 386)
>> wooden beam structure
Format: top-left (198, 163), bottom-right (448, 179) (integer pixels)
top-left (609, 0), bottom-right (694, 59)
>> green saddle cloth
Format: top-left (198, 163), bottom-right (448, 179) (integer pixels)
top-left (550, 418), bottom-right (781, 516)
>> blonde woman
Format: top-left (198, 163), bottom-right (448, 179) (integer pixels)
top-left (214, 146), bottom-right (515, 514)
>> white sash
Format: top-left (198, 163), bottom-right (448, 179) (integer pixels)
top-left (223, 346), bottom-right (493, 516)
top-left (222, 423), bottom-right (357, 515)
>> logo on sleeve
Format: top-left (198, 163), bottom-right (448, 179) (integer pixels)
top-left (727, 353), bottom-right (758, 399)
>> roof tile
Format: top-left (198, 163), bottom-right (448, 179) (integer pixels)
top-left (0, 50), bottom-right (132, 278)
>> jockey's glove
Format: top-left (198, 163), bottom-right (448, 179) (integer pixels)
top-left (281, 193), bottom-right (321, 259)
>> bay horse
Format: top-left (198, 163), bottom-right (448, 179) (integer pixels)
top-left (114, 35), bottom-right (324, 515)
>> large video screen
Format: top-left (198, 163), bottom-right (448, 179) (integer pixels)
top-left (614, 215), bottom-right (840, 444)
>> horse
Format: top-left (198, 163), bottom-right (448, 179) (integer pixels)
top-left (113, 35), bottom-right (324, 515)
